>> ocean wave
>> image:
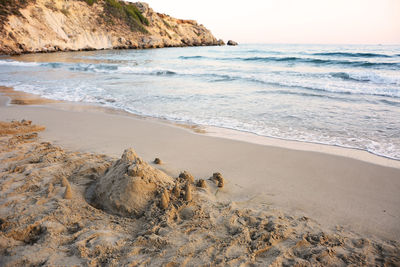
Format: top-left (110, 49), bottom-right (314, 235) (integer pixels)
top-left (330, 72), bottom-right (400, 85)
top-left (69, 63), bottom-right (119, 72)
top-left (179, 55), bottom-right (206, 59)
top-left (254, 89), bottom-right (354, 102)
top-left (63, 63), bottom-right (400, 88)
top-left (64, 64), bottom-right (177, 76)
top-left (254, 89), bottom-right (399, 107)
top-left (184, 71), bottom-right (399, 98)
top-left (331, 72), bottom-right (362, 81)
top-left (209, 75), bottom-right (238, 82)
top-left (0, 60), bottom-right (40, 67)
top-left (179, 52), bottom-right (398, 60)
top-left (118, 66), bottom-right (177, 75)
top-left (379, 99), bottom-right (400, 107)
top-left (154, 70), bottom-right (176, 75)
top-left (240, 56), bottom-right (399, 68)
top-left (312, 52), bottom-right (394, 58)
top-left (240, 49), bottom-right (283, 55)
top-left (41, 62), bottom-right (63, 68)
top-left (238, 76), bottom-right (399, 98)
top-left (3, 59), bottom-right (398, 98)
top-left (178, 55), bottom-right (400, 69)
top-left (114, 69), bottom-right (400, 98)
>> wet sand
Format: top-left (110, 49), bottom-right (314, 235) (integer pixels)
top-left (0, 86), bottom-right (59, 105)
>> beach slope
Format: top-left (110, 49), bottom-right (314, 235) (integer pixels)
top-left (0, 118), bottom-right (399, 266)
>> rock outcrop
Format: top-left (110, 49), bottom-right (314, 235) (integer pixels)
top-left (0, 0), bottom-right (223, 55)
top-left (227, 40), bottom-right (238, 46)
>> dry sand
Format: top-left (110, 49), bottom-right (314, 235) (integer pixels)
top-left (0, 92), bottom-right (400, 265)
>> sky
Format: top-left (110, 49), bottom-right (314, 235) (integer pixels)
top-left (139, 0), bottom-right (400, 45)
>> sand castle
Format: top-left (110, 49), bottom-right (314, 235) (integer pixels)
top-left (212, 172), bottom-right (225, 188)
top-left (160, 189), bottom-right (169, 209)
top-left (61, 177), bottom-right (73, 199)
top-left (179, 170), bottom-right (195, 184)
top-left (197, 178), bottom-right (207, 188)
top-left (87, 148), bottom-right (214, 219)
top-left (184, 182), bottom-right (192, 201)
top-left (88, 148), bottom-right (174, 217)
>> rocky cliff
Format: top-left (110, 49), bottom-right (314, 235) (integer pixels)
top-left (0, 0), bottom-right (224, 55)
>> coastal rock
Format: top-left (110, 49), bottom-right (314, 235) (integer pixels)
top-left (227, 40), bottom-right (238, 46)
top-left (0, 0), bottom-right (221, 55)
top-left (217, 39), bottom-right (225, 46)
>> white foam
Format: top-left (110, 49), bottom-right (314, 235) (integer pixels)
top-left (0, 60), bottom-right (40, 67)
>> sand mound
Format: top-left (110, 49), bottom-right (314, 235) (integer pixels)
top-left (88, 148), bottom-right (174, 217)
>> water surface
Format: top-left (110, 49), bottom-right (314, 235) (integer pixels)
top-left (1, 44), bottom-right (399, 159)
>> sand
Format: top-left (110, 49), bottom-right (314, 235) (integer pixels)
top-left (0, 92), bottom-right (400, 265)
top-left (0, 119), bottom-right (399, 266)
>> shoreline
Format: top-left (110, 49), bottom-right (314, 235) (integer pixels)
top-left (0, 43), bottom-right (224, 57)
top-left (2, 85), bottom-right (400, 169)
top-left (205, 125), bottom-right (400, 169)
top-left (1, 92), bottom-right (400, 241)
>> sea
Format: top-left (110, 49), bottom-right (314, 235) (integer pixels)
top-left (0, 44), bottom-right (399, 160)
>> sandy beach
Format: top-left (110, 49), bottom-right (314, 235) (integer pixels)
top-left (1, 0), bottom-right (399, 264)
top-left (1, 90), bottom-right (400, 265)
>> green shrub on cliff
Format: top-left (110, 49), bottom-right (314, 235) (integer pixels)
top-left (80, 0), bottom-right (149, 33)
top-left (124, 3), bottom-right (149, 26)
top-left (1, 0), bottom-right (149, 34)
top-left (103, 0), bottom-right (149, 33)
top-left (83, 0), bottom-right (96, 5)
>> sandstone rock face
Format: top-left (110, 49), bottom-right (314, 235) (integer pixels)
top-left (217, 39), bottom-right (225, 46)
top-left (227, 40), bottom-right (238, 46)
top-left (0, 0), bottom-right (222, 55)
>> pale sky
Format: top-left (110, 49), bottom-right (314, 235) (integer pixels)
top-left (139, 0), bottom-right (400, 44)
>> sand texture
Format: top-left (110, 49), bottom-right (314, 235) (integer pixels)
top-left (0, 121), bottom-right (399, 266)
top-left (2, 101), bottom-right (400, 242)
